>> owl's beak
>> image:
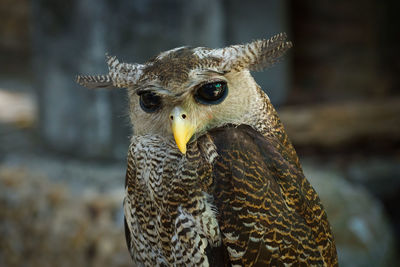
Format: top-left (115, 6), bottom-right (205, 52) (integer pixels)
top-left (170, 106), bottom-right (196, 154)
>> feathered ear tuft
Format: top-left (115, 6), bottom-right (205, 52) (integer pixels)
top-left (106, 54), bottom-right (144, 88)
top-left (248, 33), bottom-right (292, 71)
top-left (218, 33), bottom-right (292, 72)
top-left (76, 54), bottom-right (144, 89)
top-left (76, 74), bottom-right (114, 89)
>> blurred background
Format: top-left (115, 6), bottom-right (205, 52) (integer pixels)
top-left (0, 0), bottom-right (399, 266)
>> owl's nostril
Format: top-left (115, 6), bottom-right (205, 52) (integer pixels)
top-left (170, 115), bottom-right (174, 120)
top-left (181, 114), bottom-right (187, 119)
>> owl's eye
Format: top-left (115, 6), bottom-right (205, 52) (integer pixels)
top-left (194, 81), bottom-right (228, 105)
top-left (138, 91), bottom-right (162, 113)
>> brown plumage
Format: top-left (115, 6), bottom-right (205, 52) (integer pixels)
top-left (206, 125), bottom-right (336, 266)
top-left (77, 33), bottom-right (338, 266)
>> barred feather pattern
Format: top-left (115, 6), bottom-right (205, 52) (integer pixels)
top-left (206, 126), bottom-right (337, 266)
top-left (252, 85), bottom-right (301, 169)
top-left (75, 74), bottom-right (113, 89)
top-left (124, 125), bottom-right (338, 266)
top-left (193, 33), bottom-right (292, 72)
top-left (123, 79), bottom-right (338, 266)
top-left (124, 135), bottom-right (221, 267)
top-left (106, 54), bottom-right (144, 88)
top-left (76, 32), bottom-right (338, 266)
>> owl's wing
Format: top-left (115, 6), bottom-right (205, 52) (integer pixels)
top-left (123, 147), bottom-right (137, 260)
top-left (206, 125), bottom-right (338, 266)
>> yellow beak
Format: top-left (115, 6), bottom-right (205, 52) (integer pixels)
top-left (170, 106), bottom-right (196, 154)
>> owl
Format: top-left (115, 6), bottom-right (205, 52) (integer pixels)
top-left (77, 33), bottom-right (338, 266)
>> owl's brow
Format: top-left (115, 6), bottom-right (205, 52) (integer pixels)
top-left (197, 69), bottom-right (228, 76)
top-left (186, 68), bottom-right (227, 86)
top-left (136, 86), bottom-right (174, 96)
top-left (139, 89), bottom-right (174, 96)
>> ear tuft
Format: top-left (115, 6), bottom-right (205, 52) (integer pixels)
top-left (105, 54), bottom-right (144, 88)
top-left (76, 54), bottom-right (144, 89)
top-left (250, 32), bottom-right (292, 71)
top-left (219, 32), bottom-right (292, 72)
top-left (76, 74), bottom-right (114, 89)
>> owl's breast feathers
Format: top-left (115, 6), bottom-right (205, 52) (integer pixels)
top-left (124, 125), bottom-right (338, 266)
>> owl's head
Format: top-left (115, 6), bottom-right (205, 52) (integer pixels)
top-left (77, 33), bottom-right (291, 154)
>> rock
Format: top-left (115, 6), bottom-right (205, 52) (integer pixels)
top-left (0, 166), bottom-right (132, 267)
top-left (303, 164), bottom-right (399, 267)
